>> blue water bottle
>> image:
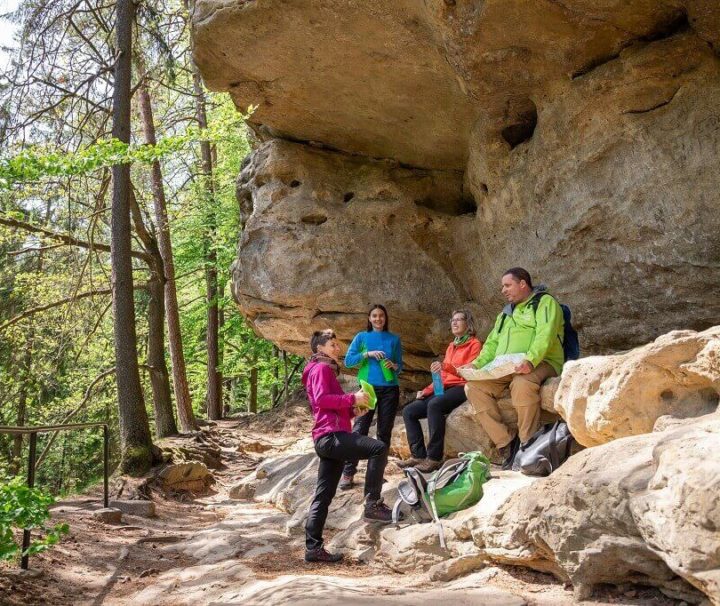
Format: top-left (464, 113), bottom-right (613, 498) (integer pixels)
top-left (431, 360), bottom-right (444, 396)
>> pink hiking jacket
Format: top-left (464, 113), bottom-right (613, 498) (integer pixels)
top-left (302, 360), bottom-right (357, 442)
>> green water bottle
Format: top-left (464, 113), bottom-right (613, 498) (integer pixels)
top-left (380, 357), bottom-right (394, 382)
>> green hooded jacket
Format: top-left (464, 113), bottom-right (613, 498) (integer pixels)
top-left (473, 291), bottom-right (565, 375)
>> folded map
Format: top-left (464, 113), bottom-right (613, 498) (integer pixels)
top-left (458, 353), bottom-right (526, 382)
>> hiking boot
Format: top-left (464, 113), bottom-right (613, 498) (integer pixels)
top-left (395, 457), bottom-right (425, 470)
top-left (305, 546), bottom-right (344, 563)
top-left (499, 435), bottom-right (521, 470)
top-left (363, 499), bottom-right (394, 523)
top-left (415, 458), bottom-right (443, 474)
top-left (339, 474), bottom-right (355, 490)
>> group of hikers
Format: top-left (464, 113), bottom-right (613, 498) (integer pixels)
top-left (301, 267), bottom-right (567, 563)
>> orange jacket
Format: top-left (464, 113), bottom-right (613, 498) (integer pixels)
top-left (420, 336), bottom-right (483, 397)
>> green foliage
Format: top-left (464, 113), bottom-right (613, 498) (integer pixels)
top-left (0, 108), bottom-right (255, 190)
top-left (0, 476), bottom-right (69, 561)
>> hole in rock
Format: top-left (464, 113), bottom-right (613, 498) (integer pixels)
top-left (289, 180), bottom-right (301, 188)
top-left (343, 192), bottom-right (355, 203)
top-left (646, 11), bottom-right (689, 42)
top-left (660, 390), bottom-right (676, 402)
top-left (479, 183), bottom-right (489, 194)
top-left (501, 103), bottom-right (538, 149)
top-left (301, 214), bottom-right (328, 226)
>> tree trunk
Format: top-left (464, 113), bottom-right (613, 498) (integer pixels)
top-left (249, 367), bottom-right (258, 414)
top-left (271, 345), bottom-right (279, 406)
top-left (189, 40), bottom-right (222, 420)
top-left (146, 273), bottom-right (178, 437)
top-left (137, 76), bottom-right (197, 432)
top-left (283, 350), bottom-right (289, 406)
top-left (111, 0), bottom-right (154, 475)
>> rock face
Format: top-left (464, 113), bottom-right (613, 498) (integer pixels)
top-left (192, 1), bottom-right (720, 373)
top-left (363, 413), bottom-right (720, 604)
top-left (479, 413), bottom-right (720, 604)
top-left (555, 326), bottom-right (720, 446)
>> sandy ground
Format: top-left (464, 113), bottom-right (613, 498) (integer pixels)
top-left (0, 403), bottom-right (683, 606)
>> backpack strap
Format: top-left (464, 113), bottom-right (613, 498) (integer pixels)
top-left (392, 498), bottom-right (404, 524)
top-left (425, 477), bottom-right (447, 550)
top-left (548, 420), bottom-right (561, 471)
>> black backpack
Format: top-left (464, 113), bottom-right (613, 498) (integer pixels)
top-left (512, 420), bottom-right (575, 476)
top-left (498, 293), bottom-right (580, 362)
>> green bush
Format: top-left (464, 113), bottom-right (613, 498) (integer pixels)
top-left (0, 476), bottom-right (69, 561)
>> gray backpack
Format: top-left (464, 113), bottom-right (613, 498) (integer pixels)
top-left (512, 420), bottom-right (574, 476)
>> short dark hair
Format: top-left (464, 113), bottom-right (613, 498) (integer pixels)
top-left (366, 304), bottom-right (389, 332)
top-left (310, 329), bottom-right (336, 353)
top-left (503, 267), bottom-right (533, 289)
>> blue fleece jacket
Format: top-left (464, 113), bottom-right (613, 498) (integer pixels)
top-left (345, 330), bottom-right (403, 387)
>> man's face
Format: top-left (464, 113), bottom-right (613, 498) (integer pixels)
top-left (501, 274), bottom-right (530, 303)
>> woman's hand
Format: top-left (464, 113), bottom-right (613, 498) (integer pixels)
top-left (353, 405), bottom-right (369, 417)
top-left (383, 359), bottom-right (398, 371)
top-left (430, 360), bottom-right (443, 373)
top-left (416, 391), bottom-right (426, 400)
top-left (354, 389), bottom-right (369, 407)
top-left (366, 350), bottom-right (386, 360)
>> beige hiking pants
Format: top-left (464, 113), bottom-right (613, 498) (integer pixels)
top-left (464, 361), bottom-right (557, 447)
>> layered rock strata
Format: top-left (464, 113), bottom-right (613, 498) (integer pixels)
top-left (193, 1), bottom-right (720, 376)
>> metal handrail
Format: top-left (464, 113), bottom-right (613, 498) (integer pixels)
top-left (0, 422), bottom-right (109, 569)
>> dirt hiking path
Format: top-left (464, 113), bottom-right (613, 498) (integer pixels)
top-left (0, 404), bottom-right (680, 606)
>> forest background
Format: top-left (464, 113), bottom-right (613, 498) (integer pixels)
top-left (0, 0), bottom-right (302, 498)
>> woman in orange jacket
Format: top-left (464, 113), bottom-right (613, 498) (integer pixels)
top-left (397, 310), bottom-right (482, 473)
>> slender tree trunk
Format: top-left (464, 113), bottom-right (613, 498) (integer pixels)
top-left (189, 42), bottom-right (222, 420)
top-left (147, 273), bottom-right (178, 437)
top-left (111, 0), bottom-right (154, 475)
top-left (271, 345), bottom-right (279, 406)
top-left (249, 367), bottom-right (258, 414)
top-left (137, 76), bottom-right (197, 432)
top-left (128, 186), bottom-right (178, 439)
top-left (282, 350), bottom-right (289, 406)
top-left (10, 342), bottom-right (31, 474)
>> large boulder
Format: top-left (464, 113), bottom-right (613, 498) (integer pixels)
top-left (351, 413), bottom-right (720, 604)
top-left (479, 413), bottom-right (720, 604)
top-left (555, 326), bottom-right (720, 446)
top-left (192, 1), bottom-right (720, 367)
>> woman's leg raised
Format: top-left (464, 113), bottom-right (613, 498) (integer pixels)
top-left (342, 406), bottom-right (376, 478)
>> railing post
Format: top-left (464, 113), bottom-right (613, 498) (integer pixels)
top-left (21, 431), bottom-right (38, 570)
top-left (103, 425), bottom-right (109, 508)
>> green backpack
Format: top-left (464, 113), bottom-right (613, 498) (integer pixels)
top-left (392, 452), bottom-right (492, 549)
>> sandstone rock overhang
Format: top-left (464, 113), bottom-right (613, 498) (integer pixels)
top-left (192, 0), bottom-right (720, 377)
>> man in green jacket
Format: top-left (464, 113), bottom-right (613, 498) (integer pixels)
top-left (465, 267), bottom-right (564, 469)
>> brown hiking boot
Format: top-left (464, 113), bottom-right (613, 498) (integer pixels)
top-left (395, 457), bottom-right (425, 470)
top-left (499, 435), bottom-right (521, 470)
top-left (363, 499), bottom-right (394, 523)
top-left (415, 458), bottom-right (443, 474)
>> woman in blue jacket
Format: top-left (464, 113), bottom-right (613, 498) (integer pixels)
top-left (341, 304), bottom-right (403, 490)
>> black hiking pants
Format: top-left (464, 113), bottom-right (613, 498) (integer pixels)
top-left (305, 431), bottom-right (388, 551)
top-left (342, 385), bottom-right (399, 476)
top-left (403, 385), bottom-right (466, 461)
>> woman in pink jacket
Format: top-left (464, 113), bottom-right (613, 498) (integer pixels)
top-left (302, 330), bottom-right (393, 563)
